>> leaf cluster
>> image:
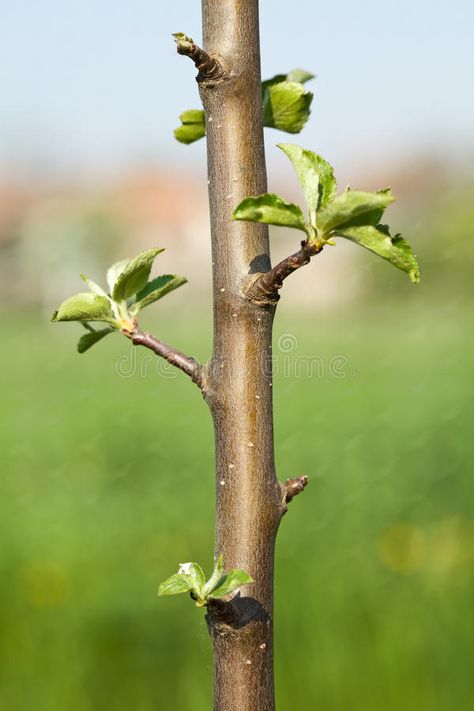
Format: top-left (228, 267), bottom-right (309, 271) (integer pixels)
top-left (158, 555), bottom-right (253, 607)
top-left (174, 68), bottom-right (314, 144)
top-left (233, 144), bottom-right (420, 283)
top-left (51, 248), bottom-right (187, 352)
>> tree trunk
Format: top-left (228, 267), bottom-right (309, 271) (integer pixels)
top-left (198, 1), bottom-right (284, 709)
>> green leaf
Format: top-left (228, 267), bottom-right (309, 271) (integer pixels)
top-left (309, 154), bottom-right (337, 210)
top-left (286, 68), bottom-right (315, 84)
top-left (77, 328), bottom-right (113, 353)
top-left (179, 109), bottom-right (205, 123)
top-left (174, 109), bottom-right (206, 145)
top-left (172, 32), bottom-right (194, 51)
top-left (106, 259), bottom-right (129, 293)
top-left (158, 573), bottom-right (193, 597)
top-left (261, 73), bottom-right (287, 97)
top-left (232, 193), bottom-right (307, 232)
top-left (158, 562), bottom-right (207, 603)
top-left (336, 224), bottom-right (420, 283)
top-left (80, 274), bottom-right (108, 297)
top-left (112, 248), bottom-right (164, 302)
top-left (177, 562), bottom-right (206, 597)
top-left (202, 554), bottom-right (224, 597)
top-left (52, 293), bottom-right (115, 323)
top-left (278, 144), bottom-right (337, 221)
top-left (261, 68), bottom-right (314, 97)
top-left (176, 70), bottom-right (315, 147)
top-left (331, 188), bottom-right (394, 229)
top-left (157, 558), bottom-right (254, 607)
top-left (130, 275), bottom-right (187, 314)
top-left (208, 569), bottom-right (254, 600)
top-left (318, 189), bottom-right (395, 235)
top-left (263, 82), bottom-right (313, 134)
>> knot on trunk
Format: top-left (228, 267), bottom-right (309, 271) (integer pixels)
top-left (280, 475), bottom-right (309, 514)
top-left (206, 595), bottom-right (270, 632)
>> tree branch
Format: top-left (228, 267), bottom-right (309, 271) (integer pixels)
top-left (173, 32), bottom-right (228, 82)
top-left (243, 240), bottom-right (323, 305)
top-left (123, 326), bottom-right (204, 390)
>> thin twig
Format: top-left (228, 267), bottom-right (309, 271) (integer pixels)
top-left (173, 33), bottom-right (227, 82)
top-left (283, 475), bottom-right (309, 504)
top-left (244, 241), bottom-right (323, 305)
top-left (123, 326), bottom-right (204, 390)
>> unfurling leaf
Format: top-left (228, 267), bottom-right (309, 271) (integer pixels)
top-left (286, 68), bottom-right (315, 84)
top-left (158, 555), bottom-right (253, 608)
top-left (278, 143), bottom-right (337, 219)
top-left (106, 259), bottom-right (129, 293)
top-left (158, 562), bottom-right (206, 604)
top-left (317, 189), bottom-right (395, 235)
top-left (52, 293), bottom-right (115, 323)
top-left (158, 573), bottom-right (193, 597)
top-left (178, 562), bottom-right (206, 595)
top-left (208, 569), bottom-right (254, 600)
top-left (263, 81), bottom-right (313, 134)
top-left (130, 274), bottom-right (187, 314)
top-left (336, 224), bottom-right (420, 282)
top-left (202, 554), bottom-right (224, 598)
top-left (80, 274), bottom-right (108, 297)
top-left (53, 247), bottom-right (188, 352)
top-left (77, 328), bottom-right (113, 353)
top-left (172, 32), bottom-right (194, 51)
top-left (112, 248), bottom-right (164, 301)
top-left (174, 109), bottom-right (206, 145)
top-left (233, 193), bottom-right (307, 232)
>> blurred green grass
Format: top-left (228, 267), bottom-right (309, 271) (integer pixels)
top-left (1, 300), bottom-right (473, 710)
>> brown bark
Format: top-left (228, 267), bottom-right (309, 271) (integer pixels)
top-left (175, 2), bottom-right (308, 708)
top-left (198, 1), bottom-right (283, 709)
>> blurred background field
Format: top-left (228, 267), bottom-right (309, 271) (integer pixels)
top-left (1, 1), bottom-right (474, 709)
top-left (1, 293), bottom-right (474, 710)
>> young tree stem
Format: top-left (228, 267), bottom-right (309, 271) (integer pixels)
top-left (198, 1), bottom-right (285, 709)
top-left (175, 2), bottom-right (309, 708)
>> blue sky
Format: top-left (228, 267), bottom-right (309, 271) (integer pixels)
top-left (0, 0), bottom-right (473, 180)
